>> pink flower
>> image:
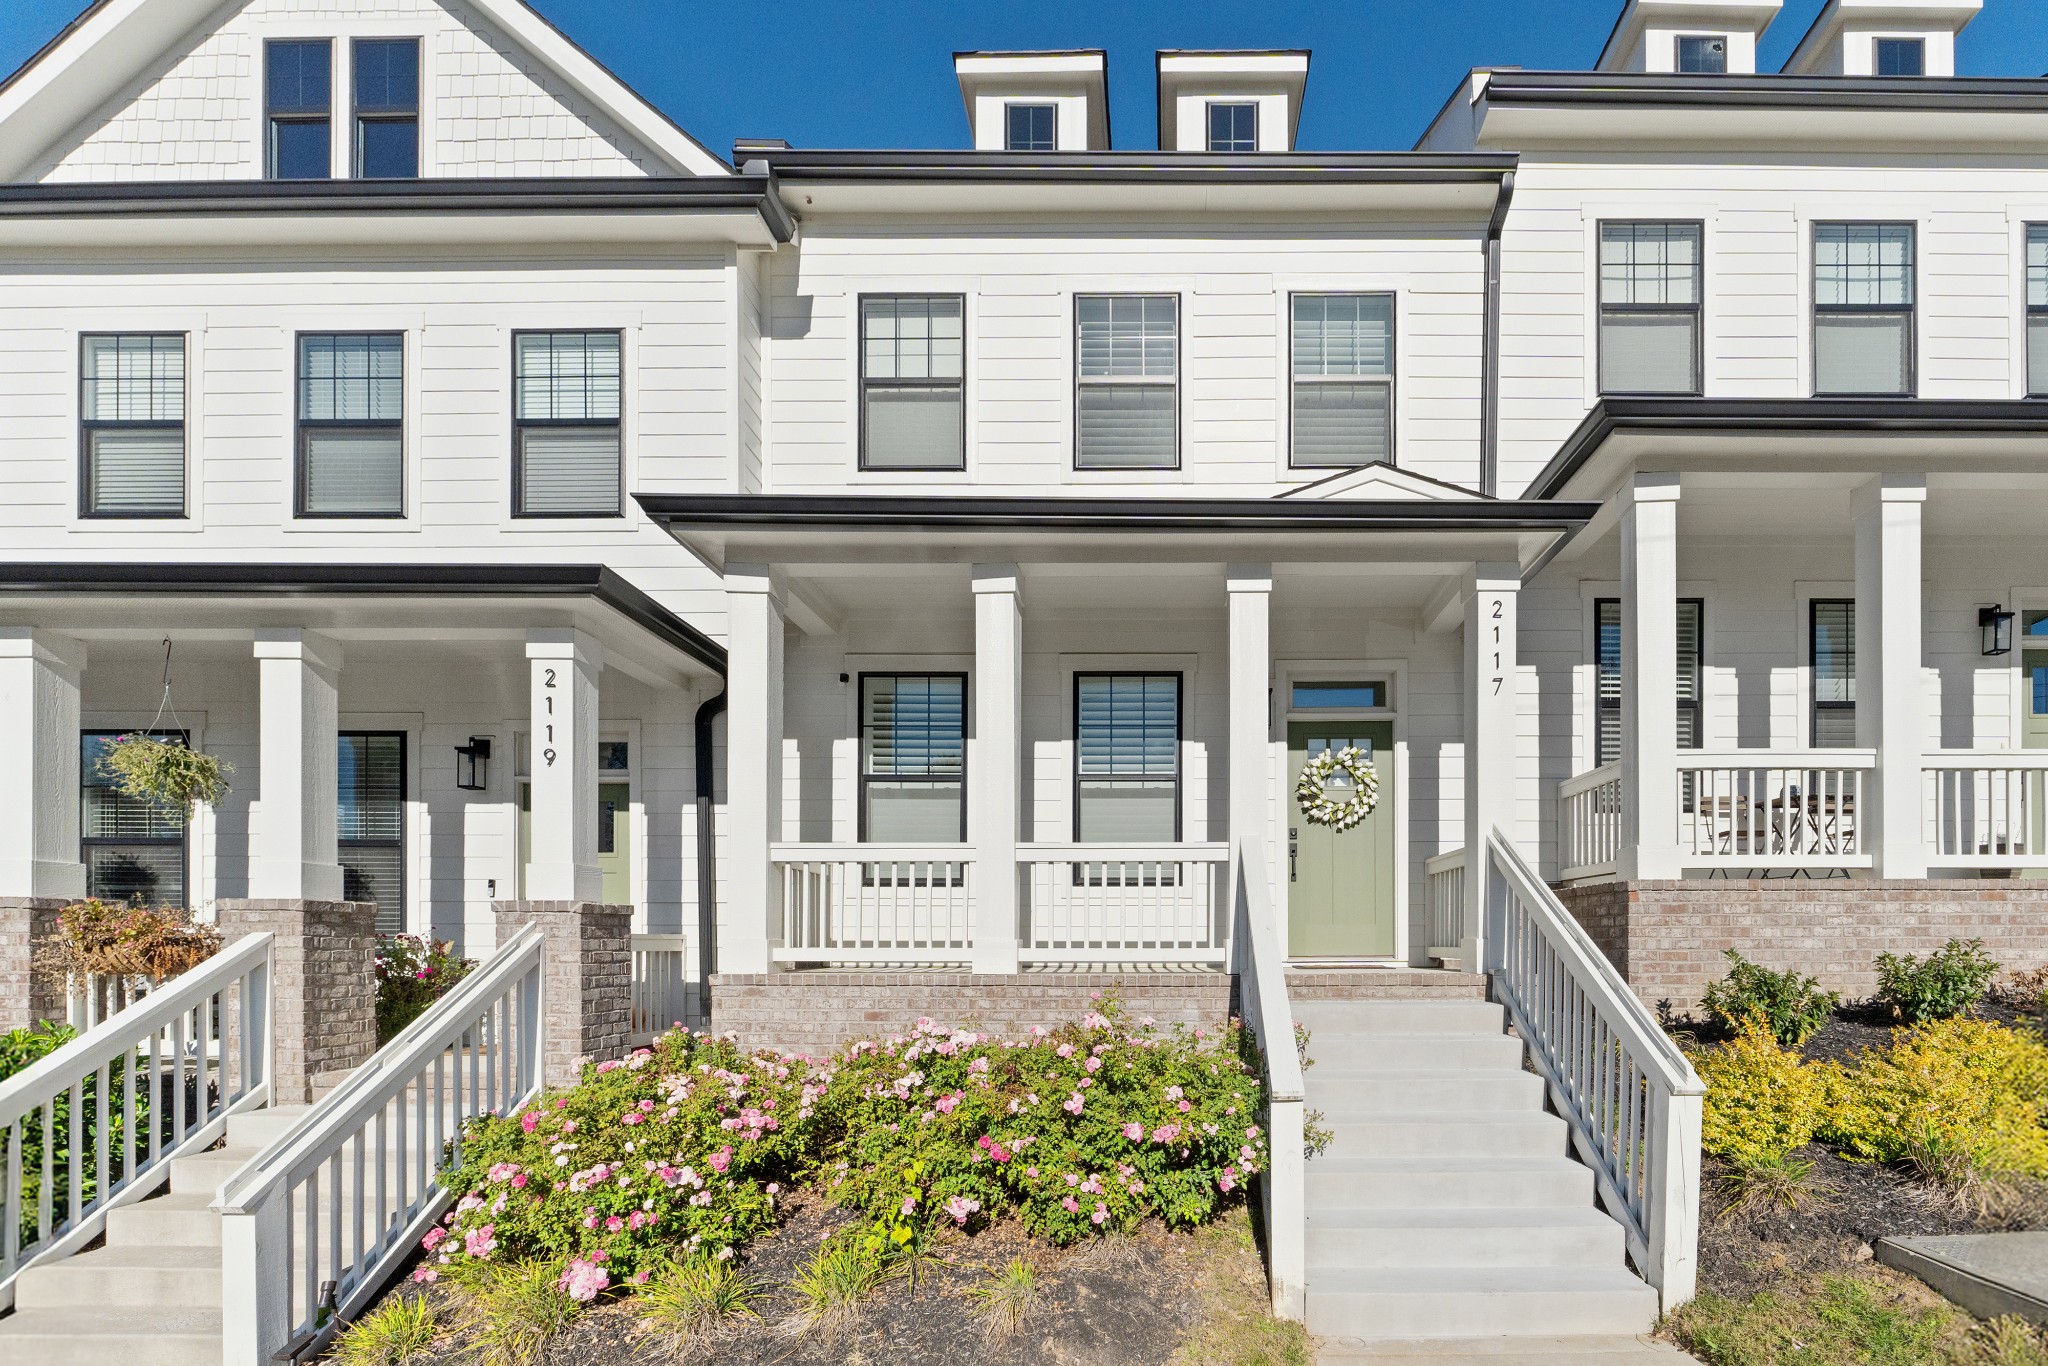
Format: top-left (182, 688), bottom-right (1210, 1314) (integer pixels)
top-left (1165, 1086), bottom-right (1184, 1102)
top-left (520, 1112), bottom-right (539, 1134)
top-left (708, 1147), bottom-right (732, 1174)
top-left (463, 1224), bottom-right (497, 1259)
top-left (1122, 1122), bottom-right (1144, 1141)
top-left (944, 1195), bottom-right (981, 1225)
top-left (1062, 1196), bottom-right (1080, 1212)
top-left (559, 1258), bottom-right (610, 1302)
top-left (511, 1174), bottom-right (528, 1189)
top-left (1152, 1124), bottom-right (1181, 1145)
top-left (1062, 1093), bottom-right (1085, 1115)
top-left (935, 1092), bottom-right (961, 1115)
top-left (604, 1216), bottom-right (624, 1232)
top-left (1218, 1166), bottom-right (1238, 1194)
top-left (1177, 1100), bottom-right (1192, 1113)
top-left (901, 1194), bottom-right (919, 1216)
top-left (1084, 1056), bottom-right (1102, 1074)
top-left (420, 1227), bottom-right (446, 1252)
top-left (1056, 1043), bottom-right (1075, 1059)
top-left (1091, 1204), bottom-right (1109, 1225)
top-left (412, 1266), bottom-right (438, 1284)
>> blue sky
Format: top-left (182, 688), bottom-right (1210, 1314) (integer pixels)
top-left (4, 0), bottom-right (2047, 157)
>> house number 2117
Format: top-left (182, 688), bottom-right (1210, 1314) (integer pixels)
top-left (1490, 598), bottom-right (1505, 695)
top-left (542, 668), bottom-right (558, 767)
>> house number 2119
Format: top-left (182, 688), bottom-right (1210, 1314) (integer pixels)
top-left (542, 668), bottom-right (558, 767)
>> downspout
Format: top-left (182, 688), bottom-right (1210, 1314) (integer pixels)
top-left (1481, 168), bottom-right (1516, 498)
top-left (693, 687), bottom-right (727, 1023)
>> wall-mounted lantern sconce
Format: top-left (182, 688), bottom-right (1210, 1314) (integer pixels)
top-left (455, 736), bottom-right (493, 791)
top-left (1981, 605), bottom-right (2016, 657)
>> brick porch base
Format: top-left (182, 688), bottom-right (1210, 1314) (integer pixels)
top-left (1554, 879), bottom-right (2048, 1015)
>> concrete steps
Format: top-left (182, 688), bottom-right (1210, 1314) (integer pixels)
top-left (1302, 997), bottom-right (1659, 1343)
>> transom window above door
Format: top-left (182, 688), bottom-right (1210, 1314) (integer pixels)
top-left (860, 674), bottom-right (966, 842)
top-left (1291, 681), bottom-right (1387, 710)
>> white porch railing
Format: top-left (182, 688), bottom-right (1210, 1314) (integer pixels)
top-left (1483, 831), bottom-right (1703, 1308)
top-left (771, 844), bottom-right (975, 965)
top-left (1924, 752), bottom-right (2048, 869)
top-left (217, 924), bottom-right (546, 1366)
top-left (66, 973), bottom-right (156, 1031)
top-left (1018, 843), bottom-right (1230, 965)
top-left (1229, 839), bottom-right (1305, 1320)
top-left (1675, 751), bottom-right (1874, 869)
top-left (1558, 762), bottom-right (1623, 881)
top-left (1424, 848), bottom-right (1466, 959)
top-left (629, 933), bottom-right (693, 1043)
top-left (0, 932), bottom-right (272, 1309)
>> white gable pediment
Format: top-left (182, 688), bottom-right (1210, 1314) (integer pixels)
top-left (0, 0), bottom-right (728, 183)
top-left (1277, 462), bottom-right (1485, 502)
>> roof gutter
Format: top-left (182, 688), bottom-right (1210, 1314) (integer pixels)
top-left (1481, 168), bottom-right (1515, 498)
top-left (754, 148), bottom-right (1517, 185)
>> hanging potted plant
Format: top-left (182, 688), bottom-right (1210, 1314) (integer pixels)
top-left (98, 639), bottom-right (233, 815)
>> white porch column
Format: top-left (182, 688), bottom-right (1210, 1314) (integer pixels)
top-left (1855, 474), bottom-right (1927, 879)
top-left (723, 566), bottom-right (784, 976)
top-left (1227, 564), bottom-right (1274, 880)
top-left (970, 564), bottom-right (1024, 974)
top-left (1620, 473), bottom-right (1682, 880)
top-left (524, 628), bottom-right (603, 903)
top-left (0, 629), bottom-right (88, 900)
top-left (249, 629), bottom-right (344, 902)
top-left (1463, 564), bottom-right (1520, 973)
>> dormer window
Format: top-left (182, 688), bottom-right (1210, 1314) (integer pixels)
top-left (1875, 36), bottom-right (1925, 75)
top-left (1206, 102), bottom-right (1258, 153)
top-left (1675, 34), bottom-right (1728, 73)
top-left (1004, 103), bottom-right (1057, 152)
top-left (353, 39), bottom-right (420, 178)
top-left (266, 39), bottom-right (332, 180)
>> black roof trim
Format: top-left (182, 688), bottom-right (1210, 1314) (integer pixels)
top-left (0, 562), bottom-right (725, 673)
top-left (1528, 397), bottom-right (2048, 499)
top-left (756, 149), bottom-right (1516, 185)
top-left (952, 48), bottom-right (1108, 60)
top-left (1478, 70), bottom-right (2048, 113)
top-left (636, 492), bottom-right (1596, 533)
top-left (0, 175), bottom-right (797, 241)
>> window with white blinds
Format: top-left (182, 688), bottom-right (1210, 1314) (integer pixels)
top-left (1291, 293), bottom-right (1394, 467)
top-left (1074, 673), bottom-right (1180, 843)
top-left (298, 333), bottom-right (403, 516)
top-left (860, 297), bottom-right (965, 471)
top-left (1076, 295), bottom-right (1177, 469)
top-left (1593, 599), bottom-right (1704, 767)
top-left (339, 731), bottom-right (406, 933)
top-left (514, 331), bottom-right (622, 515)
top-left (2028, 226), bottom-right (2048, 399)
top-left (1811, 600), bottom-right (1857, 748)
top-left (81, 730), bottom-right (188, 907)
top-left (860, 675), bottom-right (966, 842)
top-left (1814, 224), bottom-right (1915, 396)
top-left (1598, 223), bottom-right (1702, 395)
top-left (80, 334), bottom-right (187, 517)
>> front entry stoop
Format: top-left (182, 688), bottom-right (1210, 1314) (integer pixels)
top-left (1297, 997), bottom-right (1660, 1343)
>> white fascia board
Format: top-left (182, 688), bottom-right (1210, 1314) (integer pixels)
top-left (0, 206), bottom-right (780, 250)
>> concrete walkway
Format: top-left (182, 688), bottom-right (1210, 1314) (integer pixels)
top-left (1877, 1232), bottom-right (2048, 1325)
top-left (1317, 1334), bottom-right (1702, 1364)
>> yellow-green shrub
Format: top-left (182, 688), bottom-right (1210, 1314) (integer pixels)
top-left (1693, 1015), bottom-right (1837, 1167)
top-left (1821, 1017), bottom-right (2048, 1182)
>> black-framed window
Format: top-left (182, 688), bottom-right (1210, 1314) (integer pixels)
top-left (2027, 225), bottom-right (2048, 398)
top-left (1676, 34), bottom-right (1728, 73)
top-left (1076, 294), bottom-right (1177, 470)
top-left (266, 39), bottom-right (332, 180)
top-left (1875, 37), bottom-right (1925, 77)
top-left (1594, 599), bottom-right (1704, 767)
top-left (1814, 222), bottom-right (1915, 397)
top-left (859, 296), bottom-right (965, 471)
top-left (80, 333), bottom-right (186, 518)
top-left (353, 38), bottom-right (419, 179)
top-left (1206, 102), bottom-right (1257, 152)
top-left (1074, 673), bottom-right (1180, 843)
top-left (1599, 222), bottom-right (1703, 395)
top-left (859, 675), bottom-right (966, 842)
top-left (1811, 600), bottom-right (1856, 748)
top-left (513, 331), bottom-right (622, 516)
top-left (82, 730), bottom-right (188, 907)
top-left (1291, 292), bottom-right (1394, 467)
top-left (1005, 103), bottom-right (1056, 152)
top-left (339, 731), bottom-right (406, 933)
top-left (298, 332), bottom-right (403, 517)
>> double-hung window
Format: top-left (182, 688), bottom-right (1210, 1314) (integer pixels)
top-left (1811, 600), bottom-right (1857, 747)
top-left (339, 732), bottom-right (406, 933)
top-left (298, 333), bottom-right (404, 517)
top-left (1075, 295), bottom-right (1177, 470)
top-left (1599, 222), bottom-right (1703, 395)
top-left (860, 296), bottom-right (965, 471)
top-left (514, 331), bottom-right (622, 515)
top-left (1814, 223), bottom-right (1915, 396)
top-left (353, 38), bottom-right (419, 179)
top-left (266, 39), bottom-right (332, 180)
top-left (1875, 37), bottom-right (1925, 76)
top-left (1676, 35), bottom-right (1728, 73)
top-left (2027, 225), bottom-right (2048, 398)
top-left (1074, 673), bottom-right (1180, 843)
top-left (81, 730), bottom-right (188, 907)
top-left (1593, 599), bottom-right (1705, 766)
top-left (860, 675), bottom-right (966, 842)
top-left (80, 334), bottom-right (186, 517)
top-left (1291, 293), bottom-right (1394, 467)
top-left (1207, 102), bottom-right (1257, 152)
top-left (1005, 104), bottom-right (1056, 152)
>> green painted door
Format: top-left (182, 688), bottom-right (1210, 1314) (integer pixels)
top-left (1287, 721), bottom-right (1396, 958)
top-left (599, 782), bottom-right (631, 905)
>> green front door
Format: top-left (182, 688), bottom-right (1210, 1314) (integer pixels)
top-left (598, 782), bottom-right (631, 905)
top-left (1287, 721), bottom-right (1396, 958)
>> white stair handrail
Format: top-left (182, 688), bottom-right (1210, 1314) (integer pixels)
top-left (1482, 830), bottom-right (1704, 1308)
top-left (216, 923), bottom-right (546, 1366)
top-left (1228, 839), bottom-right (1305, 1321)
top-left (0, 931), bottom-right (273, 1309)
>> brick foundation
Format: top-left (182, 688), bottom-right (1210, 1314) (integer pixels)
top-left (709, 971), bottom-right (1233, 1057)
top-left (494, 901), bottom-right (631, 1085)
top-left (215, 898), bottom-right (377, 1104)
top-left (1555, 879), bottom-right (2048, 1015)
top-left (0, 897), bottom-right (66, 1030)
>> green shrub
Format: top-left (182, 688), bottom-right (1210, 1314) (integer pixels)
top-left (0, 1022), bottom-right (150, 1245)
top-left (375, 935), bottom-right (474, 1045)
top-left (1821, 1016), bottom-right (2048, 1185)
top-left (1875, 938), bottom-right (2001, 1024)
top-left (1693, 1014), bottom-right (1837, 1169)
top-left (1701, 950), bottom-right (1839, 1046)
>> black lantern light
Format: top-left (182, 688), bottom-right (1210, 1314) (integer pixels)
top-left (1981, 605), bottom-right (2016, 658)
top-left (455, 736), bottom-right (493, 791)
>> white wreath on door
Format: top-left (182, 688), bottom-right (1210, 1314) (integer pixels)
top-left (1294, 745), bottom-right (1379, 833)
